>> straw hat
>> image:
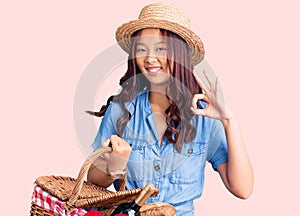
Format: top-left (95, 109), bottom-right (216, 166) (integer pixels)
top-left (115, 3), bottom-right (205, 66)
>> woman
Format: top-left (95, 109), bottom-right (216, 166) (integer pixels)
top-left (87, 3), bottom-right (253, 215)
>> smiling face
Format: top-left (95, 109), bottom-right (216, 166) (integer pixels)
top-left (135, 28), bottom-right (172, 90)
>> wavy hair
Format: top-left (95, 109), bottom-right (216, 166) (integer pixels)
top-left (88, 29), bottom-right (203, 152)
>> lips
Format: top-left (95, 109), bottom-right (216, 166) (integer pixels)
top-left (145, 66), bottom-right (162, 75)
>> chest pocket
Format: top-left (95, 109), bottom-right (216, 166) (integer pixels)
top-left (171, 142), bottom-right (207, 184)
top-left (123, 138), bottom-right (153, 181)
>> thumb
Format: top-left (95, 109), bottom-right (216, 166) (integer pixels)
top-left (192, 94), bottom-right (206, 109)
top-left (191, 106), bottom-right (207, 116)
top-left (101, 139), bottom-right (111, 148)
top-left (102, 152), bottom-right (111, 161)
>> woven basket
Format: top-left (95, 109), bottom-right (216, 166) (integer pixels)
top-left (30, 147), bottom-right (145, 216)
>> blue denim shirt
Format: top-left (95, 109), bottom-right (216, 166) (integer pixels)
top-left (92, 91), bottom-right (228, 216)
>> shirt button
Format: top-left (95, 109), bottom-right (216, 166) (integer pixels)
top-left (154, 165), bottom-right (160, 171)
top-left (187, 149), bottom-right (193, 154)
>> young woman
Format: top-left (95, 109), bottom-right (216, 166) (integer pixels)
top-left (87, 3), bottom-right (254, 215)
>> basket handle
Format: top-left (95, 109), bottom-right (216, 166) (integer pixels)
top-left (67, 146), bottom-right (127, 207)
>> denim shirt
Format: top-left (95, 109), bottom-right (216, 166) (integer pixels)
top-left (92, 91), bottom-right (228, 216)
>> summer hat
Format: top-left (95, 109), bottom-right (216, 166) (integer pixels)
top-left (115, 3), bottom-right (205, 66)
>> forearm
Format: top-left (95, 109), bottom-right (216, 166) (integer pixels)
top-left (220, 114), bottom-right (254, 199)
top-left (87, 158), bottom-right (115, 188)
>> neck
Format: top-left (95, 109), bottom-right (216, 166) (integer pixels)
top-left (150, 82), bottom-right (167, 94)
top-left (149, 91), bottom-right (170, 110)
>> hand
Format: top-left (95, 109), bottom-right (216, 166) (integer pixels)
top-left (191, 70), bottom-right (232, 121)
top-left (102, 135), bottom-right (132, 172)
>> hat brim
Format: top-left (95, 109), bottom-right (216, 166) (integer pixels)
top-left (116, 19), bottom-right (205, 66)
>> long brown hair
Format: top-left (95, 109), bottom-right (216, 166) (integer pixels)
top-left (88, 29), bottom-right (203, 152)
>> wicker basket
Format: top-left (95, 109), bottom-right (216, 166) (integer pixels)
top-left (30, 147), bottom-right (146, 216)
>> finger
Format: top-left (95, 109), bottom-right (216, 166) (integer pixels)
top-left (215, 76), bottom-right (226, 105)
top-left (108, 152), bottom-right (128, 171)
top-left (203, 70), bottom-right (213, 90)
top-left (215, 76), bottom-right (224, 93)
top-left (117, 138), bottom-right (132, 153)
top-left (102, 152), bottom-right (111, 161)
top-left (100, 139), bottom-right (111, 160)
top-left (118, 137), bottom-right (129, 147)
top-left (192, 94), bottom-right (205, 109)
top-left (191, 94), bottom-right (210, 117)
top-left (101, 139), bottom-right (111, 148)
top-left (110, 135), bottom-right (120, 152)
top-left (215, 76), bottom-right (220, 91)
top-left (110, 135), bottom-right (119, 145)
top-left (190, 106), bottom-right (207, 116)
top-left (193, 71), bottom-right (210, 93)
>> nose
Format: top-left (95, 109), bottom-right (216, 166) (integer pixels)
top-left (145, 50), bottom-right (158, 63)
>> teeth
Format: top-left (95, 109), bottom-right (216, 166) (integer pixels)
top-left (147, 67), bottom-right (161, 73)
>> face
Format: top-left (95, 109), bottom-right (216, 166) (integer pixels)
top-left (135, 28), bottom-right (171, 89)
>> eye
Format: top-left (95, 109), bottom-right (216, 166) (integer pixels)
top-left (136, 48), bottom-right (147, 53)
top-left (156, 47), bottom-right (167, 52)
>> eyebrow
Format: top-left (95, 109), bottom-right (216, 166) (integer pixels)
top-left (136, 41), bottom-right (167, 46)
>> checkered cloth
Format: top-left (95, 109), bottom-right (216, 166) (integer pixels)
top-left (31, 183), bottom-right (87, 216)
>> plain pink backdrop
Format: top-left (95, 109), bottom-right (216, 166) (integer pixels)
top-left (1, 0), bottom-right (299, 215)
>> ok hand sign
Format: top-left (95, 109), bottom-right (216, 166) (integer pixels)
top-left (191, 68), bottom-right (232, 121)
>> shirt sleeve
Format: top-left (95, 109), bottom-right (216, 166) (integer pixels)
top-left (91, 103), bottom-right (118, 150)
top-left (207, 119), bottom-right (228, 171)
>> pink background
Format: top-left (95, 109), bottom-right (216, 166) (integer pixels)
top-left (1, 0), bottom-right (299, 215)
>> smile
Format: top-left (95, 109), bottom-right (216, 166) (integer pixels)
top-left (146, 66), bottom-right (162, 75)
